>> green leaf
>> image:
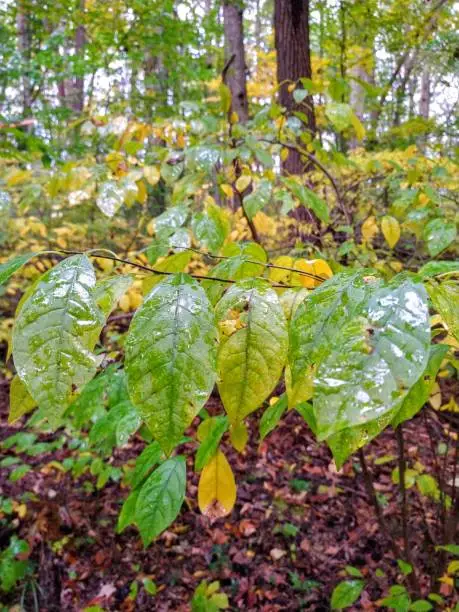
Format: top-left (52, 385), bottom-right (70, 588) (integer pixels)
top-left (0, 252), bottom-right (39, 287)
top-left (195, 416), bottom-right (228, 471)
top-left (143, 578), bottom-right (157, 596)
top-left (125, 274), bottom-right (217, 454)
top-left (397, 559), bottom-right (413, 575)
top-left (154, 205), bottom-right (189, 234)
top-left (142, 251), bottom-right (192, 293)
top-left (325, 102), bottom-right (353, 132)
top-left (202, 243), bottom-right (267, 305)
top-left (191, 203), bottom-right (230, 252)
top-left (392, 344), bottom-right (448, 427)
top-left (418, 260), bottom-right (459, 278)
top-left (8, 375), bottom-right (37, 424)
top-left (130, 442), bottom-right (163, 489)
top-left (279, 288), bottom-right (310, 321)
top-left (117, 489), bottom-right (140, 533)
top-left (409, 601), bottom-right (433, 612)
top-left (9, 464), bottom-right (32, 482)
top-left (293, 89), bottom-right (308, 103)
top-left (12, 255), bottom-right (105, 427)
top-left (435, 544), bottom-right (459, 555)
top-left (427, 280), bottom-right (459, 341)
top-left (423, 219), bottom-right (457, 257)
top-left (216, 279), bottom-right (288, 425)
top-left (330, 579), bottom-right (364, 609)
top-left (94, 274), bottom-right (133, 317)
top-left (314, 277), bottom-right (430, 444)
top-left (96, 180), bottom-right (125, 217)
top-left (259, 394), bottom-right (288, 441)
top-left (289, 270), bottom-right (381, 391)
top-left (345, 565), bottom-right (363, 578)
top-left (295, 402), bottom-right (317, 434)
top-left (281, 177), bottom-right (329, 223)
top-left (135, 456), bottom-right (186, 546)
top-left (243, 179), bottom-right (272, 220)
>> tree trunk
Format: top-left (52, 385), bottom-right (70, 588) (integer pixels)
top-left (223, 1), bottom-right (249, 124)
top-left (274, 0), bottom-right (316, 174)
top-left (419, 66), bottom-right (431, 119)
top-left (17, 0), bottom-right (32, 116)
top-left (72, 0), bottom-right (86, 113)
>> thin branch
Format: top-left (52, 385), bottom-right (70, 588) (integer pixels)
top-left (170, 246), bottom-right (327, 283)
top-left (396, 425), bottom-right (421, 596)
top-left (53, 249), bottom-right (309, 289)
top-left (358, 448), bottom-right (401, 558)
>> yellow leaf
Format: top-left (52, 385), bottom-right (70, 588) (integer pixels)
top-left (293, 259), bottom-right (333, 288)
top-left (429, 382), bottom-right (441, 410)
top-left (381, 215), bottom-right (401, 249)
top-left (143, 165), bottom-right (160, 186)
top-left (361, 215), bottom-right (379, 244)
top-left (280, 148), bottom-right (289, 162)
top-left (350, 113), bottom-right (366, 141)
top-left (220, 183), bottom-right (233, 199)
top-left (198, 450), bottom-right (236, 519)
top-left (235, 175), bottom-right (252, 193)
top-left (136, 180), bottom-right (148, 204)
top-left (230, 421), bottom-right (248, 452)
top-left (119, 294), bottom-right (131, 312)
top-left (6, 169), bottom-right (31, 186)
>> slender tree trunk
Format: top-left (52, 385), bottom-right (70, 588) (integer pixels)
top-left (274, 0), bottom-right (316, 174)
top-left (17, 0), bottom-right (32, 116)
top-left (223, 1), bottom-right (249, 124)
top-left (419, 66), bottom-right (431, 119)
top-left (72, 0), bottom-right (86, 112)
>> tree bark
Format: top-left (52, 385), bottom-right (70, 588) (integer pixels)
top-left (72, 0), bottom-right (86, 112)
top-left (223, 1), bottom-right (249, 124)
top-left (17, 0), bottom-right (33, 116)
top-left (274, 0), bottom-right (316, 174)
top-left (419, 66), bottom-right (431, 119)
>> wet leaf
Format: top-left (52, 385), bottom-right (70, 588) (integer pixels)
top-left (423, 219), bottom-right (457, 257)
top-left (315, 277), bottom-right (430, 453)
top-left (12, 255), bottom-right (104, 427)
top-left (8, 375), bottom-right (37, 424)
top-left (130, 442), bottom-right (163, 489)
top-left (135, 456), bottom-right (186, 545)
top-left (216, 279), bottom-right (288, 425)
top-left (0, 253), bottom-right (39, 287)
top-left (125, 274), bottom-right (217, 454)
top-left (198, 450), bottom-right (236, 519)
top-left (427, 280), bottom-right (459, 342)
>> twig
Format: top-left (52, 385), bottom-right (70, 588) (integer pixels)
top-left (396, 425), bottom-right (421, 596)
top-left (170, 246), bottom-right (327, 283)
top-left (52, 249), bottom-right (304, 289)
top-left (357, 448), bottom-right (401, 558)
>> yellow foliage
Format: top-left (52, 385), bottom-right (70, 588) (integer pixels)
top-left (198, 450), bottom-right (236, 519)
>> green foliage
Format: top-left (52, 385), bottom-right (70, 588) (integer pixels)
top-left (330, 579), bottom-right (364, 609)
top-left (125, 274), bottom-right (217, 454)
top-left (12, 255), bottom-right (105, 427)
top-left (0, 536), bottom-right (31, 592)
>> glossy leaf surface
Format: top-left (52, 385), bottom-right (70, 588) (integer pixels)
top-left (125, 274), bottom-right (217, 454)
top-left (216, 279), bottom-right (288, 424)
top-left (314, 277), bottom-right (430, 441)
top-left (12, 255), bottom-right (104, 427)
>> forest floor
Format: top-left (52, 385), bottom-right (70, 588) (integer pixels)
top-left (0, 377), bottom-right (458, 611)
